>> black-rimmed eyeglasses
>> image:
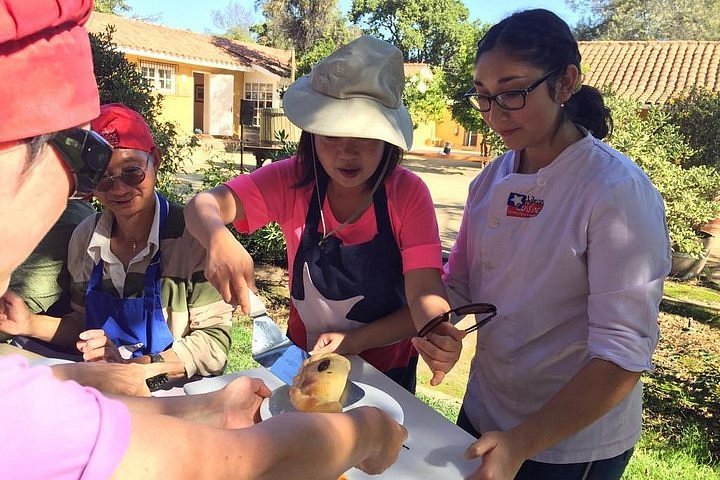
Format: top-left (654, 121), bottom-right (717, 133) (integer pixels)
top-left (463, 67), bottom-right (560, 113)
top-left (417, 303), bottom-right (497, 338)
top-left (48, 128), bottom-right (112, 199)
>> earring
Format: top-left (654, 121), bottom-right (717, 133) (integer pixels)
top-left (560, 103), bottom-right (565, 108)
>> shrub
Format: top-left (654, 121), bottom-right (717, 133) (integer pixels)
top-left (197, 156), bottom-right (287, 267)
top-left (605, 95), bottom-right (720, 257)
top-left (264, 129), bottom-right (298, 162)
top-left (666, 88), bottom-right (720, 172)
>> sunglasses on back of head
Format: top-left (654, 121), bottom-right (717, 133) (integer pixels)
top-left (417, 303), bottom-right (498, 338)
top-left (49, 128), bottom-right (112, 199)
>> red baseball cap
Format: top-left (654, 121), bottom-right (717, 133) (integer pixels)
top-left (0, 0), bottom-right (99, 143)
top-left (91, 103), bottom-right (156, 153)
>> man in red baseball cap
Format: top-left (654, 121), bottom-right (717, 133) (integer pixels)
top-left (5, 103), bottom-right (235, 383)
top-left (0, 2), bottom-right (407, 478)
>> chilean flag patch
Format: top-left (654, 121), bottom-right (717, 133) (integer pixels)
top-left (506, 192), bottom-right (544, 218)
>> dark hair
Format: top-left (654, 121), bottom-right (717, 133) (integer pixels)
top-left (475, 9), bottom-right (612, 139)
top-left (28, 134), bottom-right (53, 164)
top-left (293, 131), bottom-right (404, 189)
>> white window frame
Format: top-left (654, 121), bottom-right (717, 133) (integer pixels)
top-left (244, 82), bottom-right (274, 126)
top-left (140, 60), bottom-right (177, 94)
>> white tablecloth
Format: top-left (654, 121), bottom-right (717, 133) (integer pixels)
top-left (183, 355), bottom-right (481, 479)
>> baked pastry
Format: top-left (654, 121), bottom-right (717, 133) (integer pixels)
top-left (289, 353), bottom-right (352, 413)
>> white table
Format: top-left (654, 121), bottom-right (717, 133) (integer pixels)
top-left (183, 355), bottom-right (482, 479)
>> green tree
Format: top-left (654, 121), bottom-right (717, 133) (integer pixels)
top-left (403, 66), bottom-right (447, 128)
top-left (350, 0), bottom-right (475, 68)
top-left (666, 89), bottom-right (720, 172)
top-left (442, 22), bottom-right (504, 156)
top-left (253, 0), bottom-right (352, 55)
top-left (295, 38), bottom-right (337, 76)
top-left (90, 26), bottom-right (195, 202)
top-left (570, 0), bottom-right (720, 40)
top-left (605, 94), bottom-right (720, 256)
top-left (94, 0), bottom-right (130, 14)
top-left (211, 1), bottom-right (255, 42)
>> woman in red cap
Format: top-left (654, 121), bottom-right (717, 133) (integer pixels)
top-left (0, 1), bottom-right (407, 478)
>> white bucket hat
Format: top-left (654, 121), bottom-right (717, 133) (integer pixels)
top-left (283, 35), bottom-right (413, 151)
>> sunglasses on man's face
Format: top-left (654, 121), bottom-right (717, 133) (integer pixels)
top-left (48, 128), bottom-right (112, 199)
top-left (94, 154), bottom-right (151, 192)
top-left (417, 303), bottom-right (498, 338)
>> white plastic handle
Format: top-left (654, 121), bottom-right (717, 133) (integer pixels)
top-left (247, 289), bottom-right (267, 317)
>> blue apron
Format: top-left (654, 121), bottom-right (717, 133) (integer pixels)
top-left (84, 193), bottom-right (174, 357)
top-left (289, 175), bottom-right (418, 392)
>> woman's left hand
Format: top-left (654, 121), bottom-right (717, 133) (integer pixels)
top-left (411, 322), bottom-right (465, 386)
top-left (465, 430), bottom-right (526, 480)
top-left (310, 331), bottom-right (361, 355)
top-left (77, 329), bottom-right (125, 363)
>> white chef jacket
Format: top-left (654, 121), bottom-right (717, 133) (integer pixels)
top-left (444, 133), bottom-right (671, 463)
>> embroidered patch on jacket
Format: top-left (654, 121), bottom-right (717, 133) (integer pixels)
top-left (506, 192), bottom-right (544, 218)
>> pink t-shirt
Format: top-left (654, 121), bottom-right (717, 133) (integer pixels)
top-left (226, 156), bottom-right (443, 286)
top-left (0, 356), bottom-right (132, 480)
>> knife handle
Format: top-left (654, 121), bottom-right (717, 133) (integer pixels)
top-left (247, 290), bottom-right (267, 317)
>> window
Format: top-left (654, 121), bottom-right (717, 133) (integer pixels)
top-left (244, 82), bottom-right (274, 126)
top-left (140, 61), bottom-right (176, 93)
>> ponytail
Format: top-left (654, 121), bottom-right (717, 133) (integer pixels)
top-left (564, 85), bottom-right (612, 140)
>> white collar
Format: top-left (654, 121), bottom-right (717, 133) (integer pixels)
top-left (87, 192), bottom-right (162, 265)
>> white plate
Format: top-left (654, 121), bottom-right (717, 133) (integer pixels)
top-left (183, 368), bottom-right (274, 395)
top-left (260, 382), bottom-right (404, 424)
top-left (27, 357), bottom-right (74, 367)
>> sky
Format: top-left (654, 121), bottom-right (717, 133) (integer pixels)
top-left (123, 0), bottom-right (581, 36)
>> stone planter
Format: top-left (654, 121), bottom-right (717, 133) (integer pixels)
top-left (670, 231), bottom-right (714, 280)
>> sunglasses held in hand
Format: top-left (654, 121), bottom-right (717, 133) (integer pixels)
top-left (418, 303), bottom-right (497, 338)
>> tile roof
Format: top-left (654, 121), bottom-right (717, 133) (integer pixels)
top-left (87, 12), bottom-right (292, 77)
top-left (579, 41), bottom-right (720, 104)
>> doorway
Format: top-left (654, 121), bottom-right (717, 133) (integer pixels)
top-left (193, 72), bottom-right (206, 134)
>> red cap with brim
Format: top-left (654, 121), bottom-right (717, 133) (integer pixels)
top-left (92, 103), bottom-right (156, 152)
top-left (0, 0), bottom-right (99, 143)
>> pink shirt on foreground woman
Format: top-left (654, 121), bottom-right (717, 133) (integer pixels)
top-left (2, 356), bottom-right (130, 479)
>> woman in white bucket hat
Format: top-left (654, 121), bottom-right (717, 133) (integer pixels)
top-left (186, 35), bottom-right (464, 391)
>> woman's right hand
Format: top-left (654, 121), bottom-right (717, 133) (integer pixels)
top-left (0, 291), bottom-right (34, 337)
top-left (205, 230), bottom-right (257, 314)
top-left (350, 406), bottom-right (408, 475)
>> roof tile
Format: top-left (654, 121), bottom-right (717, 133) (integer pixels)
top-left (579, 41), bottom-right (720, 103)
top-left (87, 12), bottom-right (292, 77)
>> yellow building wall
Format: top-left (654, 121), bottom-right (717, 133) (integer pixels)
top-left (412, 120), bottom-right (436, 148)
top-left (412, 108), bottom-right (485, 152)
top-left (126, 54), bottom-right (246, 137)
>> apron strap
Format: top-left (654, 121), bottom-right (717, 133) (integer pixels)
top-left (142, 192), bottom-right (169, 310)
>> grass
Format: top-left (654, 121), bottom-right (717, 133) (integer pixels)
top-left (665, 279), bottom-right (720, 306)
top-left (225, 316), bottom-right (258, 373)
top-left (226, 270), bottom-right (720, 479)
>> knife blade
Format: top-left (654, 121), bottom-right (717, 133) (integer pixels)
top-left (248, 290), bottom-right (365, 406)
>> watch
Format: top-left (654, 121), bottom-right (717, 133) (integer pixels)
top-left (145, 373), bottom-right (169, 392)
top-left (150, 353), bottom-right (164, 363)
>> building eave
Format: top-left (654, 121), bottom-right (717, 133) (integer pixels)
top-left (118, 46), bottom-right (253, 72)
